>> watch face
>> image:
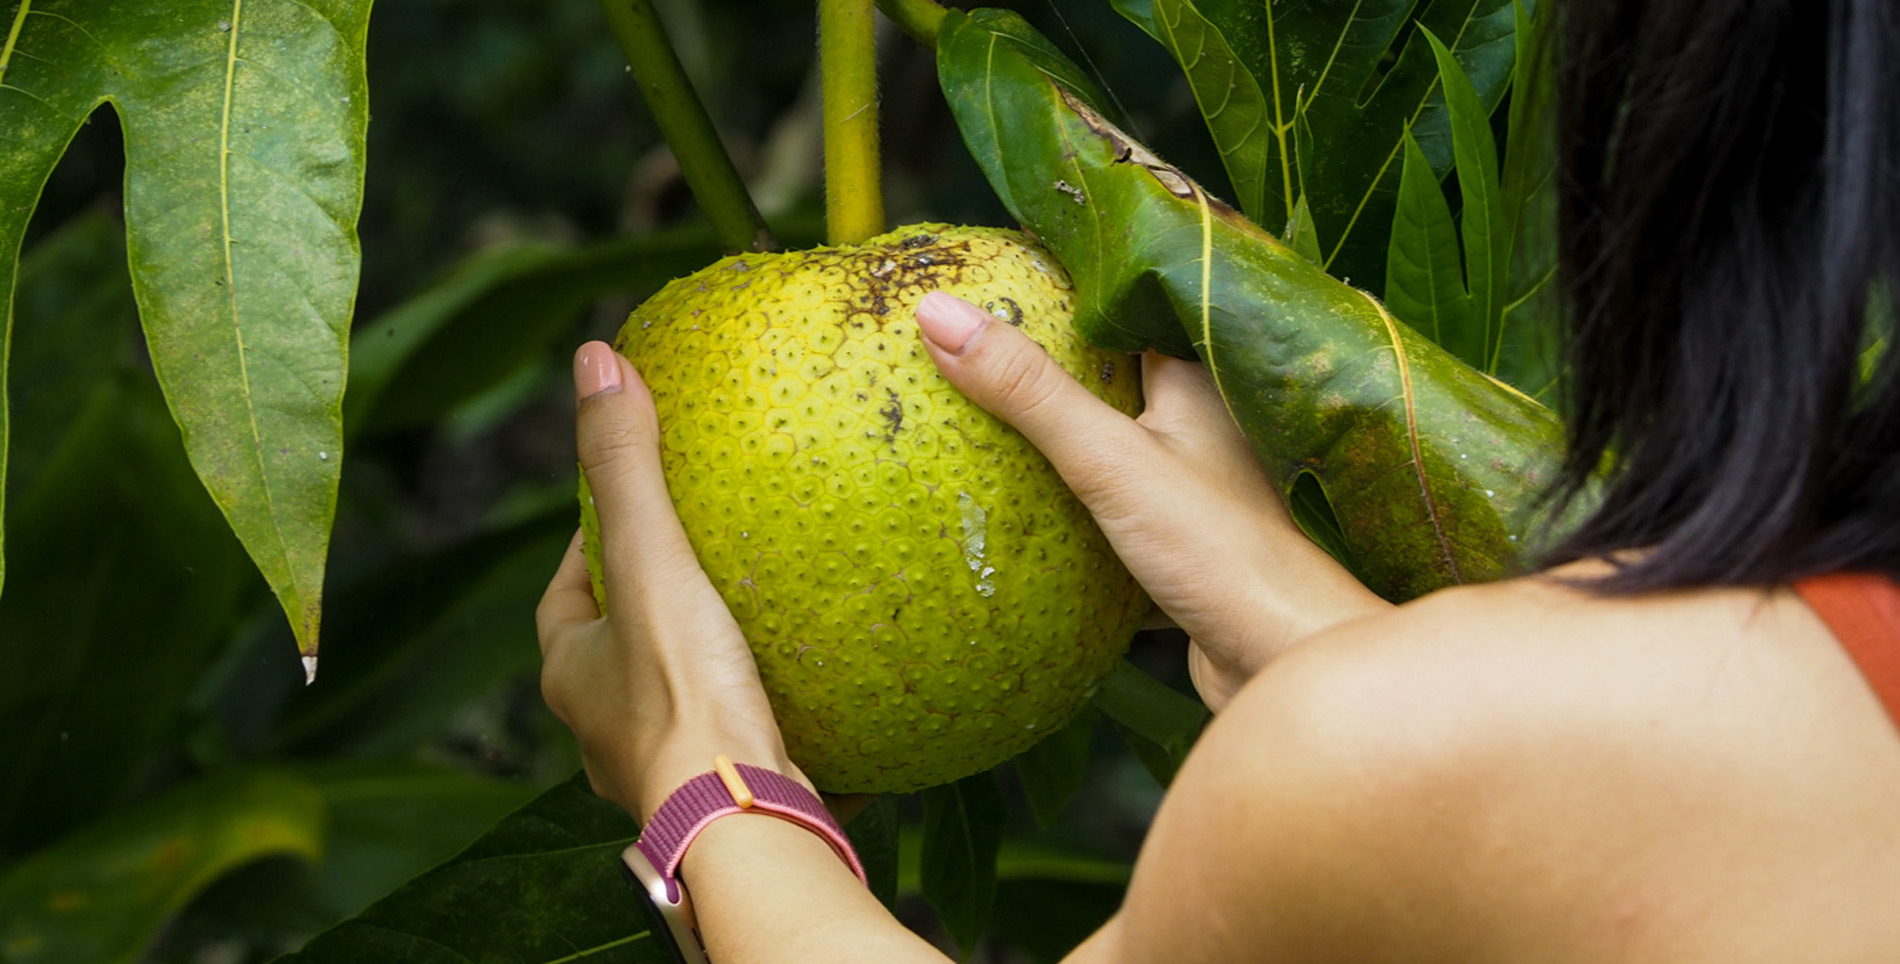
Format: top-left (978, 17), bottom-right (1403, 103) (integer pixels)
top-left (620, 843), bottom-right (711, 964)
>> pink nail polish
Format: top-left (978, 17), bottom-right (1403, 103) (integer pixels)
top-left (574, 342), bottom-right (623, 398)
top-left (916, 291), bottom-right (985, 355)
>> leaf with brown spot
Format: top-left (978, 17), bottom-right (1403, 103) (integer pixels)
top-left (939, 9), bottom-right (1589, 599)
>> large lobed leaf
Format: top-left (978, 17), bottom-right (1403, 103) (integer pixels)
top-left (273, 774), bottom-right (676, 964)
top-left (919, 772), bottom-right (1009, 957)
top-left (1112, 0), bottom-right (1523, 294)
top-left (1382, 4), bottom-right (1563, 396)
top-left (0, 0), bottom-right (372, 663)
top-left (939, 9), bottom-right (1581, 600)
top-left (1383, 29), bottom-right (1508, 374)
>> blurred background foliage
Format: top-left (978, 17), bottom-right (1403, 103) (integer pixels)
top-left (3, 1), bottom-right (1226, 961)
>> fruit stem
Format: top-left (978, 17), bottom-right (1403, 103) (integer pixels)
top-left (821, 0), bottom-right (885, 245)
top-left (874, 0), bottom-right (947, 47)
top-left (601, 0), bottom-right (777, 254)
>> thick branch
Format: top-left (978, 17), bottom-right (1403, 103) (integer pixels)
top-left (602, 0), bottom-right (776, 253)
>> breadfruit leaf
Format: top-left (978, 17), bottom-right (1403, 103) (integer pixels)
top-left (920, 771), bottom-right (1009, 958)
top-left (1110, 0), bottom-right (1523, 295)
top-left (0, 0), bottom-right (371, 662)
top-left (1092, 660), bottom-right (1208, 786)
top-left (274, 773), bottom-right (679, 964)
top-left (939, 8), bottom-right (1584, 600)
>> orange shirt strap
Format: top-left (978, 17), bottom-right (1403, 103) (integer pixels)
top-left (1794, 572), bottom-right (1900, 731)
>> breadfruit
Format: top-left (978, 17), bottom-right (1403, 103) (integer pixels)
top-left (581, 223), bottom-right (1148, 792)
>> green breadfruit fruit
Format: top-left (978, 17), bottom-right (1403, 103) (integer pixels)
top-left (581, 224), bottom-right (1148, 793)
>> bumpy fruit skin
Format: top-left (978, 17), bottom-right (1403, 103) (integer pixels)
top-left (582, 224), bottom-right (1148, 792)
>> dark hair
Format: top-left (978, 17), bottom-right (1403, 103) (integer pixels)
top-left (1544, 0), bottom-right (1900, 589)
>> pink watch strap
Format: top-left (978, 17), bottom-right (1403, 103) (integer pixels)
top-left (635, 763), bottom-right (866, 898)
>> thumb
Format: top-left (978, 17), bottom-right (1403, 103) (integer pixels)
top-left (572, 341), bottom-right (704, 612)
top-left (915, 291), bottom-right (1144, 496)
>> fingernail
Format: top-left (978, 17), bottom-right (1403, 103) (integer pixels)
top-left (574, 342), bottom-right (623, 398)
top-left (916, 291), bottom-right (986, 355)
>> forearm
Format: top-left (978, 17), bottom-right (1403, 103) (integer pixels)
top-left (680, 813), bottom-right (950, 964)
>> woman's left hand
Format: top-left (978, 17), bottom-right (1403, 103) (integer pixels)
top-left (536, 341), bottom-right (804, 821)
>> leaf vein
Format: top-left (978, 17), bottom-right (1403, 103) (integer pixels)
top-left (0, 80), bottom-right (78, 122)
top-left (231, 51), bottom-right (345, 130)
top-left (217, 0), bottom-right (296, 616)
top-left (1303, 0), bottom-right (1367, 108)
top-left (0, 0), bottom-right (34, 84)
top-left (22, 7), bottom-right (109, 58)
top-left (1324, 15), bottom-right (1490, 270)
top-left (225, 143), bottom-right (353, 225)
top-left (1361, 291), bottom-right (1461, 582)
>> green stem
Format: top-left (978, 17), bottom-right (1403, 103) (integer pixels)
top-left (601, 0), bottom-right (776, 254)
top-left (874, 0), bottom-right (947, 47)
top-left (821, 0), bottom-right (885, 245)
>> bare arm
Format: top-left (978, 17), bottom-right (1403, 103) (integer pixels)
top-left (537, 294), bottom-right (1399, 964)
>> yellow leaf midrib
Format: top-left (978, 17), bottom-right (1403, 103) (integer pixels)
top-left (217, 0), bottom-right (294, 599)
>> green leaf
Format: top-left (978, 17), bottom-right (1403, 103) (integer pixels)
top-left (0, 0), bottom-right (373, 661)
top-left (1091, 660), bottom-right (1208, 786)
top-left (345, 221), bottom-right (821, 439)
top-left (897, 831), bottom-right (1133, 895)
top-left (297, 762), bottom-right (540, 923)
top-left (0, 770), bottom-right (324, 964)
top-left (1286, 470), bottom-right (1356, 569)
top-left (1423, 27), bottom-right (1508, 371)
top-left (1282, 194), bottom-right (1322, 266)
top-left (128, 764), bottom-right (541, 948)
top-left (1493, 0), bottom-right (1562, 399)
top-left (0, 373), bottom-right (250, 857)
top-left (897, 829), bottom-right (1133, 958)
top-left (989, 878), bottom-right (1123, 964)
top-left (940, 9), bottom-right (1586, 600)
top-left (845, 795), bottom-right (902, 913)
top-left (275, 773), bottom-right (675, 964)
top-left (1014, 709), bottom-right (1096, 828)
top-left (919, 772), bottom-right (1008, 958)
top-left (1862, 336), bottom-right (1890, 387)
top-left (1385, 129), bottom-right (1476, 355)
top-left (1113, 0), bottom-right (1524, 293)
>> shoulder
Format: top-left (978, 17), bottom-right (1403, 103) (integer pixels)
top-left (1205, 563), bottom-right (1875, 828)
top-left (1223, 562), bottom-right (1837, 758)
top-left (1115, 566), bottom-right (1900, 962)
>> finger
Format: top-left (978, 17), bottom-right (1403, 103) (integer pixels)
top-left (915, 291), bottom-right (1147, 496)
top-left (536, 530), bottom-right (599, 651)
top-left (1138, 352), bottom-right (1229, 427)
top-left (1138, 352), bottom-right (1265, 468)
top-left (571, 341), bottom-right (709, 615)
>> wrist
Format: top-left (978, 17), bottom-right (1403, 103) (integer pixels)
top-left (635, 738), bottom-right (804, 821)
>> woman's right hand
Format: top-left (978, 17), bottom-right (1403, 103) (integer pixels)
top-left (914, 292), bottom-right (1389, 710)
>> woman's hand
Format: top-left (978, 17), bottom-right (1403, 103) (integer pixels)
top-left (915, 292), bottom-right (1389, 710)
top-left (537, 342), bottom-right (803, 820)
